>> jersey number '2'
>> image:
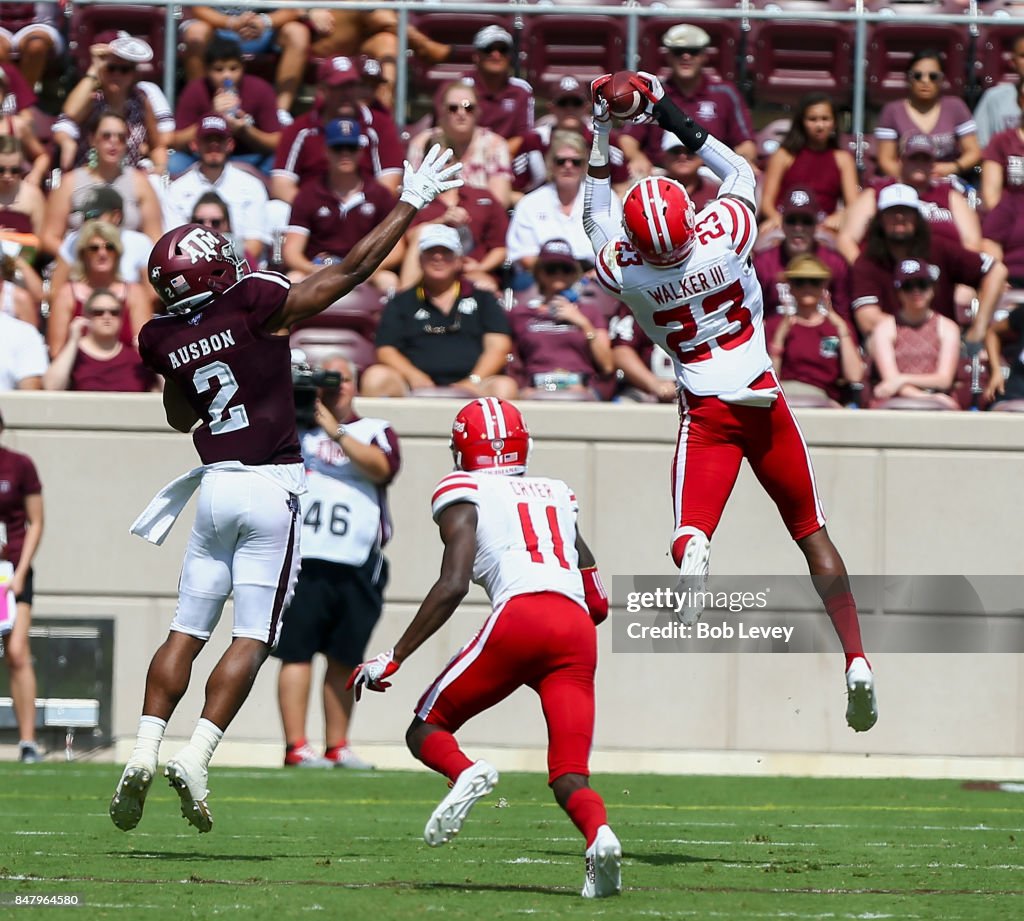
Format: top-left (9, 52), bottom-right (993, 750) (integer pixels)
top-left (193, 360), bottom-right (251, 435)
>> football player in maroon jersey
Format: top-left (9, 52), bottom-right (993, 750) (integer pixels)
top-left (109, 145), bottom-right (462, 835)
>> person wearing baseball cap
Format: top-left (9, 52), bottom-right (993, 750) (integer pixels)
top-left (660, 131), bottom-right (718, 212)
top-left (164, 110), bottom-right (272, 263)
top-left (461, 24), bottom-right (533, 155)
top-left (616, 21), bottom-right (755, 177)
top-left (868, 257), bottom-right (960, 409)
top-left (850, 182), bottom-right (1007, 343)
top-left (838, 133), bottom-right (980, 264)
top-left (282, 117), bottom-right (398, 290)
top-left (361, 218), bottom-right (517, 400)
top-left (754, 186), bottom-right (853, 323)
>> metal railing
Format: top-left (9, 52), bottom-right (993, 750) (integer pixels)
top-left (66, 0), bottom-right (1024, 147)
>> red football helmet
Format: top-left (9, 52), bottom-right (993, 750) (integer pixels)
top-left (147, 223), bottom-right (249, 314)
top-left (622, 176), bottom-right (696, 267)
top-left (451, 398), bottom-right (531, 476)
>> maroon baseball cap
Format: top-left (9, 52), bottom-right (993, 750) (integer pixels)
top-left (317, 56), bottom-right (360, 87)
top-left (537, 238), bottom-right (578, 269)
top-left (196, 114), bottom-right (229, 140)
top-left (778, 187), bottom-right (820, 218)
top-left (894, 258), bottom-right (935, 288)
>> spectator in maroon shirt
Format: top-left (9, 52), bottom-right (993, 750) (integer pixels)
top-left (513, 76), bottom-right (631, 200)
top-left (849, 184), bottom-right (1007, 345)
top-left (754, 187), bottom-right (852, 323)
top-left (619, 23), bottom-right (755, 177)
top-left (42, 287), bottom-right (157, 392)
top-left (170, 36), bottom-right (281, 176)
top-left (765, 254), bottom-right (863, 405)
top-left (459, 25), bottom-right (534, 155)
top-left (509, 239), bottom-right (613, 398)
top-left (0, 406), bottom-right (44, 762)
top-left (282, 118), bottom-right (400, 293)
top-left (271, 55), bottom-right (404, 203)
top-left (609, 302), bottom-right (678, 402)
top-left (839, 134), bottom-right (983, 263)
top-left (659, 132), bottom-right (719, 213)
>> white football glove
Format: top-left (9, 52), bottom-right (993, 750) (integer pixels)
top-left (633, 70), bottom-right (666, 125)
top-left (399, 144), bottom-right (464, 209)
top-left (589, 75), bottom-right (612, 168)
top-left (346, 648), bottom-right (400, 701)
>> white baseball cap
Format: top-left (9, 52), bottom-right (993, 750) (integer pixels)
top-left (877, 183), bottom-right (923, 213)
top-left (419, 224), bottom-right (464, 255)
top-left (107, 31), bottom-right (154, 64)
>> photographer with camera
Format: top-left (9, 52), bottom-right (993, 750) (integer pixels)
top-left (273, 351), bottom-right (401, 768)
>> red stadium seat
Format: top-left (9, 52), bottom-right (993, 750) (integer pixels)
top-left (292, 283), bottom-right (385, 339)
top-left (67, 6), bottom-right (166, 82)
top-left (521, 13), bottom-right (626, 98)
top-left (756, 118), bottom-right (791, 171)
top-left (289, 327), bottom-right (378, 375)
top-left (636, 1), bottom-right (745, 86)
top-left (974, 2), bottom-right (1024, 98)
top-left (748, 0), bottom-right (855, 107)
top-left (865, 0), bottom-right (971, 107)
top-left (408, 12), bottom-right (520, 96)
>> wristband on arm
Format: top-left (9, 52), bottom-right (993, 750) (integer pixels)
top-left (652, 99), bottom-right (707, 152)
top-left (581, 566), bottom-right (609, 625)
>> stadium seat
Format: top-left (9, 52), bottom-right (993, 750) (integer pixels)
top-left (67, 6), bottom-right (166, 82)
top-left (292, 283), bottom-right (385, 339)
top-left (636, 1), bottom-right (745, 85)
top-left (755, 118), bottom-right (791, 170)
top-left (408, 11), bottom-right (520, 97)
top-left (865, 0), bottom-right (971, 107)
top-left (289, 327), bottom-right (377, 374)
top-left (974, 2), bottom-right (1024, 98)
top-left (521, 11), bottom-right (626, 97)
top-left (748, 0), bottom-right (855, 107)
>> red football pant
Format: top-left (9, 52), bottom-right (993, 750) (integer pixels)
top-left (416, 592), bottom-right (597, 784)
top-left (671, 371), bottom-right (826, 564)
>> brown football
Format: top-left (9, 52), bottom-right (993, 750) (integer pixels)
top-left (602, 70), bottom-right (647, 120)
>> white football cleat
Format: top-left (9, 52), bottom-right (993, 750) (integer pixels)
top-left (674, 528), bottom-right (711, 625)
top-left (582, 824), bottom-right (622, 898)
top-left (424, 760), bottom-right (498, 847)
top-left (845, 657), bottom-right (878, 732)
top-left (109, 763), bottom-right (154, 831)
top-left (330, 746), bottom-right (375, 771)
top-left (165, 755), bottom-right (213, 833)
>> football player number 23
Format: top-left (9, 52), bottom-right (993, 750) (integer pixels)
top-left (654, 279), bottom-right (753, 364)
top-left (193, 360), bottom-right (251, 435)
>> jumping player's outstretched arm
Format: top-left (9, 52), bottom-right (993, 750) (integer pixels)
top-left (634, 73), bottom-right (757, 215)
top-left (582, 77), bottom-right (623, 258)
top-left (269, 146), bottom-right (463, 331)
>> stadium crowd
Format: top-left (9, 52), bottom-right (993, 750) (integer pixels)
top-left (2, 4), bottom-right (1024, 410)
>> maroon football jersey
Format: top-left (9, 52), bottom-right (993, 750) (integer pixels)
top-left (137, 272), bottom-right (302, 467)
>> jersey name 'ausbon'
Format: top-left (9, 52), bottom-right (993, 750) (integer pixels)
top-left (594, 197), bottom-right (771, 396)
top-left (430, 471), bottom-right (587, 611)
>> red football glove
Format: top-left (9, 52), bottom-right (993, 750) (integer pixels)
top-left (632, 71), bottom-right (665, 124)
top-left (581, 566), bottom-right (609, 626)
top-left (346, 648), bottom-right (400, 701)
top-left (590, 73), bottom-right (613, 124)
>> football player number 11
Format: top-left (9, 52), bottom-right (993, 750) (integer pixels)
top-left (193, 360), bottom-right (251, 435)
top-left (517, 502), bottom-right (571, 570)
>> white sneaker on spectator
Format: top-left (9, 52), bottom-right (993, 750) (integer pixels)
top-left (165, 752), bottom-right (213, 833)
top-left (18, 741), bottom-right (42, 764)
top-left (423, 760), bottom-right (498, 847)
top-left (109, 763), bottom-right (153, 831)
top-left (284, 742), bottom-right (333, 768)
top-left (582, 824), bottom-right (622, 898)
top-left (329, 746), bottom-right (375, 770)
top-left (845, 657), bottom-right (878, 732)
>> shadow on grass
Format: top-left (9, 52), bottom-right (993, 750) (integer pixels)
top-left (410, 881), bottom-right (576, 897)
top-left (110, 851), bottom-right (274, 862)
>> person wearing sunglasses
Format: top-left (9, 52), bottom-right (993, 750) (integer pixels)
top-left (765, 254), bottom-right (863, 406)
top-left (508, 238), bottom-right (613, 398)
top-left (56, 31), bottom-right (172, 175)
top-left (165, 114), bottom-right (269, 264)
top-left (875, 49), bottom-right (980, 180)
top-left (754, 186), bottom-right (852, 324)
top-left (362, 223), bottom-right (517, 399)
top-left (42, 287), bottom-right (156, 393)
top-left (867, 259), bottom-right (960, 410)
top-left (0, 68), bottom-right (48, 189)
top-left (616, 23), bottom-right (755, 180)
top-left (42, 110), bottom-right (164, 259)
top-left (47, 219), bottom-right (152, 357)
top-left (758, 92), bottom-right (859, 236)
top-left (408, 81), bottom-right (512, 209)
top-left (508, 131), bottom-right (615, 284)
top-left (513, 75), bottom-right (631, 201)
top-left (839, 134), bottom-right (985, 265)
top-left (455, 25), bottom-right (533, 158)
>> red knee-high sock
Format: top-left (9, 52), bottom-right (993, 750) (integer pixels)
top-left (418, 731), bottom-right (474, 784)
top-left (565, 787), bottom-right (608, 847)
top-left (823, 591), bottom-right (867, 670)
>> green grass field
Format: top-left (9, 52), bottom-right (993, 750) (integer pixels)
top-left (1, 763), bottom-right (1021, 920)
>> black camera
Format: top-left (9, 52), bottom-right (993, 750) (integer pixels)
top-left (292, 360), bottom-right (342, 428)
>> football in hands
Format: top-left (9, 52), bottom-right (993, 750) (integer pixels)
top-left (600, 71), bottom-right (649, 120)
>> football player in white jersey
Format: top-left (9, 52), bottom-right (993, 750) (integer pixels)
top-left (348, 398), bottom-right (621, 899)
top-left (583, 73), bottom-right (876, 733)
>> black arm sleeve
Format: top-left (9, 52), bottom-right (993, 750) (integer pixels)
top-left (652, 98), bottom-right (708, 152)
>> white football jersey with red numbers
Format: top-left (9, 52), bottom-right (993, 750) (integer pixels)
top-left (593, 197), bottom-right (771, 396)
top-left (430, 471), bottom-right (587, 610)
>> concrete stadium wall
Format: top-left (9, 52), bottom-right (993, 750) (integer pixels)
top-left (2, 392), bottom-right (1023, 778)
